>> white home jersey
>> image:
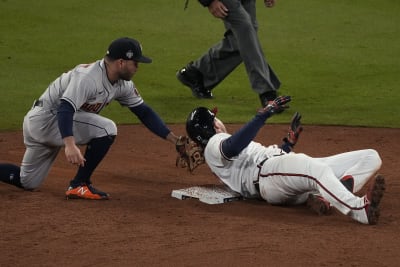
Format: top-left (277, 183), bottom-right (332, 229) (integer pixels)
top-left (204, 133), bottom-right (285, 198)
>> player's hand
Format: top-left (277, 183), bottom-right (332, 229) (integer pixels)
top-left (264, 0), bottom-right (276, 8)
top-left (284, 112), bottom-right (303, 147)
top-left (176, 136), bottom-right (189, 157)
top-left (63, 137), bottom-right (86, 167)
top-left (260, 95), bottom-right (291, 115)
top-left (208, 0), bottom-right (228, 18)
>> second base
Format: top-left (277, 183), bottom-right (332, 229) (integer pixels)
top-left (171, 184), bottom-right (242, 204)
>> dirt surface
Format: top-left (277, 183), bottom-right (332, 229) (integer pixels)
top-left (0, 124), bottom-right (399, 266)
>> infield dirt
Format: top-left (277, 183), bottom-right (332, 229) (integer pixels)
top-left (1, 124), bottom-right (399, 266)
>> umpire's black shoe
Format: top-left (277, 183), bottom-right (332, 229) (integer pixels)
top-left (259, 91), bottom-right (286, 113)
top-left (259, 91), bottom-right (277, 107)
top-left (176, 63), bottom-right (213, 99)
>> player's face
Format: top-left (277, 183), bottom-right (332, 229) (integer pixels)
top-left (119, 60), bottom-right (138, 81)
top-left (214, 117), bottom-right (227, 133)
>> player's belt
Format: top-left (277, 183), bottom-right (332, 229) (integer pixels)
top-left (254, 182), bottom-right (260, 193)
top-left (32, 99), bottom-right (43, 107)
top-left (253, 157), bottom-right (269, 194)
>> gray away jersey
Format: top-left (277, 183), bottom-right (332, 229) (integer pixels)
top-left (38, 59), bottom-right (143, 112)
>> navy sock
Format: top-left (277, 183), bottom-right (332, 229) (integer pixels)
top-left (69, 135), bottom-right (115, 187)
top-left (0, 163), bottom-right (23, 188)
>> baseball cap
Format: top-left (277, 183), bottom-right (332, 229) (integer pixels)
top-left (106, 37), bottom-right (152, 63)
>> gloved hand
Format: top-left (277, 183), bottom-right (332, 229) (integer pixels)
top-left (259, 95), bottom-right (291, 115)
top-left (175, 136), bottom-right (205, 172)
top-left (283, 112), bottom-right (303, 147)
top-left (176, 135), bottom-right (189, 157)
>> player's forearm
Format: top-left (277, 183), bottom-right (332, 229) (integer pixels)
top-left (63, 136), bottom-right (76, 147)
top-left (166, 132), bottom-right (179, 145)
top-left (129, 103), bottom-right (170, 139)
top-left (221, 115), bottom-right (266, 158)
top-left (57, 100), bottom-right (75, 138)
top-left (63, 136), bottom-right (85, 166)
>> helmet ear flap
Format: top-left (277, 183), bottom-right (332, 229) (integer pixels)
top-left (186, 107), bottom-right (216, 147)
top-left (211, 107), bottom-right (218, 115)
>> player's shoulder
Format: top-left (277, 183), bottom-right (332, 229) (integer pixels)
top-left (73, 60), bottom-right (102, 76)
top-left (206, 133), bottom-right (230, 149)
top-left (210, 132), bottom-right (230, 142)
top-left (115, 79), bottom-right (135, 93)
top-left (77, 60), bottom-right (100, 68)
top-left (119, 79), bottom-right (134, 87)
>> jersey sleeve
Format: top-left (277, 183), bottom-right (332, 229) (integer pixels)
top-left (204, 133), bottom-right (232, 169)
top-left (114, 81), bottom-right (144, 108)
top-left (60, 71), bottom-right (96, 111)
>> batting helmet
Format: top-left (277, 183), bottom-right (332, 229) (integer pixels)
top-left (186, 107), bottom-right (216, 147)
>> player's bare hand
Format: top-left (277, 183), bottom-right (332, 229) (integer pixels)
top-left (65, 145), bottom-right (86, 167)
top-left (63, 137), bottom-right (86, 167)
top-left (208, 0), bottom-right (228, 18)
top-left (264, 0), bottom-right (276, 8)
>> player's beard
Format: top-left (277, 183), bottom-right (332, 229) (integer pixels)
top-left (119, 70), bottom-right (134, 81)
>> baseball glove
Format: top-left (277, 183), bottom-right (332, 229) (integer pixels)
top-left (176, 136), bottom-right (205, 172)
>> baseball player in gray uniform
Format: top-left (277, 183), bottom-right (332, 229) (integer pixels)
top-left (177, 0), bottom-right (281, 108)
top-left (0, 37), bottom-right (181, 200)
top-left (182, 96), bottom-right (386, 225)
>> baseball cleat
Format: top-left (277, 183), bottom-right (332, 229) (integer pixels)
top-left (364, 174), bottom-right (385, 225)
top-left (350, 174), bottom-right (385, 224)
top-left (65, 184), bottom-right (109, 200)
top-left (176, 63), bottom-right (213, 99)
top-left (306, 194), bottom-right (331, 216)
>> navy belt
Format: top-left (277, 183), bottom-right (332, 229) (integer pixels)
top-left (253, 157), bottom-right (269, 193)
top-left (254, 182), bottom-right (260, 194)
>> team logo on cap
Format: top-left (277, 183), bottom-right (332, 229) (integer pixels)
top-left (126, 50), bottom-right (134, 59)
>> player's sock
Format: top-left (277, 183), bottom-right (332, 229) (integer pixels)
top-left (0, 163), bottom-right (23, 188)
top-left (70, 135), bottom-right (116, 186)
top-left (340, 175), bottom-right (354, 192)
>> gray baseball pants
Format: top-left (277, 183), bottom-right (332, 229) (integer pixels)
top-left (192, 0), bottom-right (280, 94)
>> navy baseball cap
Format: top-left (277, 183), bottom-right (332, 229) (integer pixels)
top-left (106, 37), bottom-right (152, 63)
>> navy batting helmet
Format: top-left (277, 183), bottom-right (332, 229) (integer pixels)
top-left (186, 107), bottom-right (216, 147)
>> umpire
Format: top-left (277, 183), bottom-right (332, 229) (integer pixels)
top-left (177, 0), bottom-right (282, 108)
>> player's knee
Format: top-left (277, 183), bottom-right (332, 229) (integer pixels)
top-left (367, 149), bottom-right (382, 169)
top-left (103, 135), bottom-right (116, 145)
top-left (19, 167), bottom-right (47, 190)
top-left (103, 120), bottom-right (117, 136)
top-left (21, 176), bottom-right (42, 190)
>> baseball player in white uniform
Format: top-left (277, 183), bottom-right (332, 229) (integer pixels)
top-left (184, 96), bottom-right (386, 225)
top-left (0, 37), bottom-right (181, 200)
